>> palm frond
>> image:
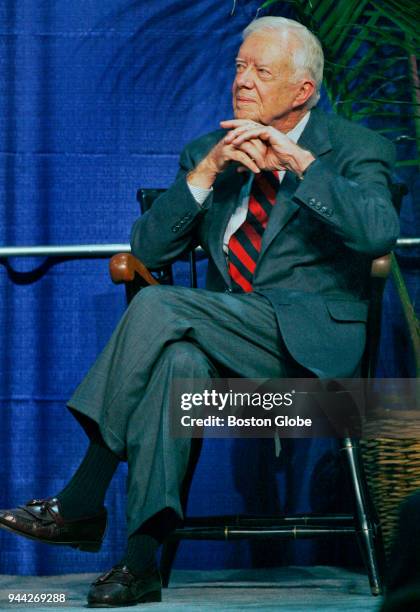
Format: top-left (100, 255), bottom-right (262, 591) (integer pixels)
top-left (259, 0), bottom-right (419, 149)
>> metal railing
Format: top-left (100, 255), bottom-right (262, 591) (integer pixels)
top-left (0, 244), bottom-right (131, 258)
top-left (0, 238), bottom-right (418, 259)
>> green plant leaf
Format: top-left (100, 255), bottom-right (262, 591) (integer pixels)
top-left (396, 159), bottom-right (420, 166)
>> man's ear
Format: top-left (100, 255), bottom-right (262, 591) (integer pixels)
top-left (293, 80), bottom-right (316, 108)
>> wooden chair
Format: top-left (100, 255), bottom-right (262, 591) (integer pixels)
top-left (109, 184), bottom-right (406, 596)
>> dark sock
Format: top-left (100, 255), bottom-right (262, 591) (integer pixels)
top-left (121, 508), bottom-right (179, 573)
top-left (123, 533), bottom-right (159, 573)
top-left (56, 438), bottom-right (120, 520)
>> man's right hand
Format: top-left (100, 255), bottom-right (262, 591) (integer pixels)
top-left (187, 135), bottom-right (266, 189)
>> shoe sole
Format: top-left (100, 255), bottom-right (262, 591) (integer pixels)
top-left (87, 590), bottom-right (162, 607)
top-left (0, 519), bottom-right (103, 552)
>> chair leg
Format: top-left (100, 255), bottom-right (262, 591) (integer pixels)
top-left (160, 540), bottom-right (180, 588)
top-left (341, 437), bottom-right (385, 596)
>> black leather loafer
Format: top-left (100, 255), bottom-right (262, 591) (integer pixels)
top-left (0, 497), bottom-right (106, 552)
top-left (87, 564), bottom-right (162, 607)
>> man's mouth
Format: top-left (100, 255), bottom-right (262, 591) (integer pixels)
top-left (236, 96), bottom-right (256, 103)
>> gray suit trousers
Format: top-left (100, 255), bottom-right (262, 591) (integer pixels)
top-left (68, 285), bottom-right (299, 536)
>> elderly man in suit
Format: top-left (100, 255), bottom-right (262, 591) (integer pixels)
top-left (0, 16), bottom-right (399, 607)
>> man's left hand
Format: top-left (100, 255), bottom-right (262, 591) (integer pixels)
top-left (221, 119), bottom-right (315, 178)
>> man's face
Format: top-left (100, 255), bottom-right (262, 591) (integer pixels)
top-left (232, 30), bottom-right (304, 127)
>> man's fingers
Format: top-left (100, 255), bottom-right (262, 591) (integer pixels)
top-left (220, 119), bottom-right (255, 130)
top-left (250, 138), bottom-right (267, 156)
top-left (224, 126), bottom-right (251, 144)
top-left (230, 148), bottom-right (261, 173)
top-left (238, 140), bottom-right (265, 168)
top-left (230, 127), bottom-right (272, 146)
top-left (222, 120), bottom-right (266, 143)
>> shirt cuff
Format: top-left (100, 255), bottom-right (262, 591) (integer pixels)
top-left (187, 181), bottom-right (213, 206)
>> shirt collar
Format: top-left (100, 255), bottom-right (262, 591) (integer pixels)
top-left (285, 111), bottom-right (311, 143)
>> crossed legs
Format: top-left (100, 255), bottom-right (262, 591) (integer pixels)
top-left (0, 285), bottom-right (295, 602)
top-left (67, 285), bottom-right (291, 532)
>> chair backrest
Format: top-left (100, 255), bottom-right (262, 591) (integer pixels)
top-left (389, 183), bottom-right (407, 214)
top-left (362, 183), bottom-right (406, 376)
top-left (137, 188), bottom-right (166, 214)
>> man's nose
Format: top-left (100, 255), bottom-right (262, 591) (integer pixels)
top-left (236, 66), bottom-right (255, 88)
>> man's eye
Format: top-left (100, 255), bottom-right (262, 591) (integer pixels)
top-left (235, 63), bottom-right (246, 72)
top-left (258, 69), bottom-right (271, 78)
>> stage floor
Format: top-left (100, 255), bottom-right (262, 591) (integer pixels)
top-left (1, 566), bottom-right (382, 611)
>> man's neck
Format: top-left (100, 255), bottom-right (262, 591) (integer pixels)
top-left (271, 107), bottom-right (309, 133)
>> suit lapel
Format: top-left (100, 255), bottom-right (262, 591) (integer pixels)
top-left (261, 170), bottom-right (300, 253)
top-left (260, 108), bottom-right (333, 256)
top-left (297, 107), bottom-right (332, 157)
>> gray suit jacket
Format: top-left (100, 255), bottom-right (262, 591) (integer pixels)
top-left (130, 109), bottom-right (399, 378)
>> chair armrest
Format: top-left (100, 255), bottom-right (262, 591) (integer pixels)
top-left (371, 254), bottom-right (391, 279)
top-left (109, 252), bottom-right (391, 287)
top-left (109, 253), bottom-right (159, 286)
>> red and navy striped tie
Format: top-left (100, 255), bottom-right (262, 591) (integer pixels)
top-left (228, 170), bottom-right (279, 292)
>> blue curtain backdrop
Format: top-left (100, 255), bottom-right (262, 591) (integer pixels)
top-left (0, 0), bottom-right (418, 575)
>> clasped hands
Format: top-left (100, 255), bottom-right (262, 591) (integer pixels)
top-left (187, 119), bottom-right (315, 189)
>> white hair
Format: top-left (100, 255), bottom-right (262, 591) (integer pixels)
top-left (243, 16), bottom-right (324, 109)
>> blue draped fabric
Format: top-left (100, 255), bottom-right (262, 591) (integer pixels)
top-left (0, 1), bottom-right (418, 575)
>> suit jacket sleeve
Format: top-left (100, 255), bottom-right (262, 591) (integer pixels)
top-left (130, 134), bottom-right (218, 268)
top-left (293, 124), bottom-right (399, 257)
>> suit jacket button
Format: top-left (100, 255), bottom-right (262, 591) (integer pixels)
top-left (225, 288), bottom-right (232, 293)
top-left (320, 206), bottom-right (327, 213)
top-left (309, 198), bottom-right (316, 206)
